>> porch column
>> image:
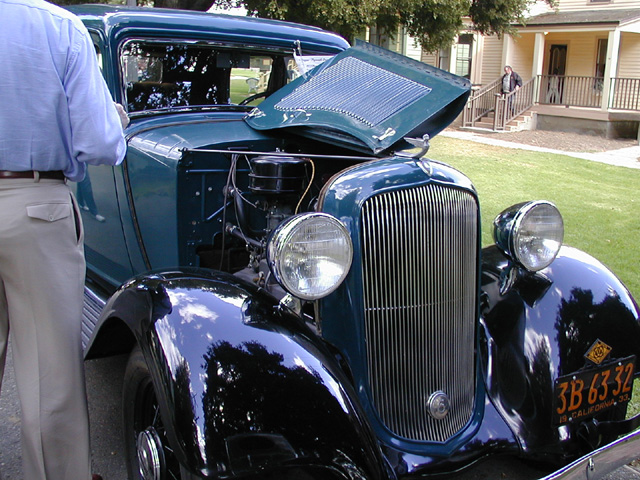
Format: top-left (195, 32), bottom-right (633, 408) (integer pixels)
top-left (501, 34), bottom-right (514, 68)
top-left (601, 28), bottom-right (621, 111)
top-left (448, 40), bottom-right (457, 73)
top-left (470, 33), bottom-right (483, 85)
top-left (532, 32), bottom-right (545, 103)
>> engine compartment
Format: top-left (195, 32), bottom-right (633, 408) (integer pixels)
top-left (180, 143), bottom-right (373, 302)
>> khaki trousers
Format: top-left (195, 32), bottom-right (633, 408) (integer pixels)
top-left (0, 178), bottom-right (91, 480)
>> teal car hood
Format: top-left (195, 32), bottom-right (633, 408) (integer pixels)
top-left (245, 42), bottom-right (471, 154)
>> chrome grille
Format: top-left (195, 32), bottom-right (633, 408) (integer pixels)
top-left (361, 183), bottom-right (478, 442)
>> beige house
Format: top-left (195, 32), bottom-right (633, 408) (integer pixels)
top-left (418, 0), bottom-right (640, 137)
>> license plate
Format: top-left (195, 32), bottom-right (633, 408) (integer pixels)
top-left (554, 356), bottom-right (635, 425)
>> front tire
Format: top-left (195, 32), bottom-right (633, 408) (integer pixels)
top-left (123, 346), bottom-right (183, 480)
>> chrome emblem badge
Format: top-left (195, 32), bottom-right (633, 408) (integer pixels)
top-left (427, 391), bottom-right (451, 420)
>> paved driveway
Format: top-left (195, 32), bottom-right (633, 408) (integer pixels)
top-left (0, 345), bottom-right (127, 479)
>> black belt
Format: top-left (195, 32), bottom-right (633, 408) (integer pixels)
top-left (0, 170), bottom-right (65, 180)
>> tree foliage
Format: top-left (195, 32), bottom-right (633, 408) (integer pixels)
top-left (52, 0), bottom-right (554, 51)
top-left (211, 0), bottom-right (553, 51)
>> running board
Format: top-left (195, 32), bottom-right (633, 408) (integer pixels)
top-left (82, 286), bottom-right (106, 351)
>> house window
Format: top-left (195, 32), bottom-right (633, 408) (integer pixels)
top-left (455, 34), bottom-right (473, 79)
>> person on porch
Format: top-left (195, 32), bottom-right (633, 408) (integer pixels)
top-left (502, 65), bottom-right (522, 116)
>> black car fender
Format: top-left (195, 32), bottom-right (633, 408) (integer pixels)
top-left (88, 268), bottom-right (391, 479)
top-left (480, 245), bottom-right (640, 463)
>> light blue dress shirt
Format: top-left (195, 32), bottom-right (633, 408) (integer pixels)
top-left (0, 0), bottom-right (126, 182)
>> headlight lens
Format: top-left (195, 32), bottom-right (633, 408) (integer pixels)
top-left (267, 213), bottom-right (353, 300)
top-left (493, 201), bottom-right (564, 272)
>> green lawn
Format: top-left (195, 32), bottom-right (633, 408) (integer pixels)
top-left (429, 134), bottom-right (640, 417)
top-left (229, 68), bottom-right (264, 105)
top-left (429, 135), bottom-right (640, 301)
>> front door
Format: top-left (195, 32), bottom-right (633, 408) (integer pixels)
top-left (546, 44), bottom-right (567, 104)
top-left (548, 45), bottom-right (567, 76)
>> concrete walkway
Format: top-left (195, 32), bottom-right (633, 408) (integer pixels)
top-left (440, 129), bottom-right (640, 170)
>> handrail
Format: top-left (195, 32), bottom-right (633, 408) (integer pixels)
top-left (471, 77), bottom-right (502, 97)
top-left (493, 76), bottom-right (536, 131)
top-left (464, 74), bottom-right (640, 132)
top-left (462, 78), bottom-right (502, 127)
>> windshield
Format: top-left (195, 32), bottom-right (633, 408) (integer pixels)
top-left (121, 40), bottom-right (301, 112)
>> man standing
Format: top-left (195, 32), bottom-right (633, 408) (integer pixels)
top-left (502, 65), bottom-right (523, 116)
top-left (502, 65), bottom-right (522, 95)
top-left (0, 0), bottom-right (126, 478)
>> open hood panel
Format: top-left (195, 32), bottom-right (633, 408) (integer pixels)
top-left (245, 42), bottom-right (471, 154)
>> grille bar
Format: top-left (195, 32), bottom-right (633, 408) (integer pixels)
top-left (361, 183), bottom-right (478, 442)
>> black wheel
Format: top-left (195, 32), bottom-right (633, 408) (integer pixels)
top-left (123, 346), bottom-right (184, 480)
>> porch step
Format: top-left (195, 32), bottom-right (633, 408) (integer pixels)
top-left (467, 110), bottom-right (535, 132)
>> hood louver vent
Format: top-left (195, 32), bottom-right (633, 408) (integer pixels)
top-left (274, 56), bottom-right (432, 128)
top-left (246, 42), bottom-right (470, 154)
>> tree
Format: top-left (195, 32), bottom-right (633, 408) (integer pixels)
top-left (51, 0), bottom-right (554, 51)
top-left (210, 0), bottom-right (554, 52)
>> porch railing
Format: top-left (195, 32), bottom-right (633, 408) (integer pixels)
top-left (610, 77), bottom-right (640, 110)
top-left (538, 75), bottom-right (640, 111)
top-left (494, 77), bottom-right (536, 131)
top-left (538, 74), bottom-right (603, 108)
top-left (462, 78), bottom-right (501, 127)
top-left (463, 77), bottom-right (536, 130)
top-left (463, 75), bottom-right (640, 132)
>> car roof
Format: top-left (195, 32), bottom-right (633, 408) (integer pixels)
top-left (66, 5), bottom-right (350, 53)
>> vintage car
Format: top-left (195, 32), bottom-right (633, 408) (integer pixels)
top-left (69, 5), bottom-right (640, 480)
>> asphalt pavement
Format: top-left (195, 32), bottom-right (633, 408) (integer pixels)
top-left (0, 344), bottom-right (128, 480)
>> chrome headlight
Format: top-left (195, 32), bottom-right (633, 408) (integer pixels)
top-left (267, 213), bottom-right (353, 300)
top-left (493, 201), bottom-right (564, 272)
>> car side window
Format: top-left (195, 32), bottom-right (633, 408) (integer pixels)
top-left (121, 40), bottom-right (293, 111)
top-left (90, 31), bottom-right (104, 72)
